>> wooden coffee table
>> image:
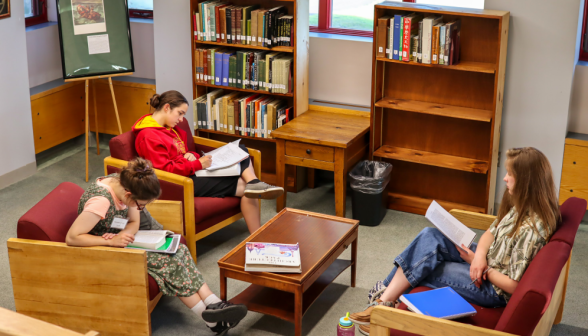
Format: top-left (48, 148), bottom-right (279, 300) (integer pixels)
top-left (218, 208), bottom-right (359, 336)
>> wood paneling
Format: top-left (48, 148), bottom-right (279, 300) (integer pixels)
top-left (31, 83), bottom-right (85, 154)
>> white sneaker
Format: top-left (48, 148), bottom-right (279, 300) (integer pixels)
top-left (244, 181), bottom-right (284, 199)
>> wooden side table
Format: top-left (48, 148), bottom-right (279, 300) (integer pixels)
top-left (271, 111), bottom-right (370, 217)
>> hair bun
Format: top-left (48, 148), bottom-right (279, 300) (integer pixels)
top-left (150, 94), bottom-right (161, 109)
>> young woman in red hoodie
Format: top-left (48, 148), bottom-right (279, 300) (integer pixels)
top-left (133, 90), bottom-right (283, 234)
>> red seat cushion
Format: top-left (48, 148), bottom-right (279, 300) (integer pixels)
top-left (194, 197), bottom-right (242, 233)
top-left (389, 286), bottom-right (505, 336)
top-left (17, 182), bottom-right (85, 242)
top-left (148, 236), bottom-right (188, 300)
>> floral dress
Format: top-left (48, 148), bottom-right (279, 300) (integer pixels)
top-left (78, 175), bottom-right (205, 297)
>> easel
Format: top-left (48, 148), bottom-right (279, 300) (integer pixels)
top-left (65, 72), bottom-right (132, 182)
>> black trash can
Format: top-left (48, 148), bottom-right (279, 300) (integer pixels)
top-left (349, 160), bottom-right (393, 227)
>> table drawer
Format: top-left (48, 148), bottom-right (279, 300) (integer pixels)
top-left (286, 141), bottom-right (334, 162)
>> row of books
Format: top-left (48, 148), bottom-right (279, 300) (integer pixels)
top-left (195, 48), bottom-right (293, 94)
top-left (193, 3), bottom-right (293, 47)
top-left (193, 89), bottom-right (293, 138)
top-left (377, 14), bottom-right (461, 65)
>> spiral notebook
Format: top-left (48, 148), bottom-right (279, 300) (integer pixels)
top-left (399, 287), bottom-right (476, 320)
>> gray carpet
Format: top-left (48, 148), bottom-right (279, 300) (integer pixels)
top-left (0, 147), bottom-right (587, 335)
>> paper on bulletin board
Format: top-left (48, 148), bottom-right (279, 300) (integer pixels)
top-left (87, 34), bottom-right (110, 54)
top-left (72, 0), bottom-right (107, 35)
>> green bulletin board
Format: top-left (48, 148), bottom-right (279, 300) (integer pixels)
top-left (56, 0), bottom-right (134, 79)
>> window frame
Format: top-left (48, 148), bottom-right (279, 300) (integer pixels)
top-left (309, 0), bottom-right (415, 38)
top-left (25, 0), bottom-right (48, 27)
top-left (579, 0), bottom-right (588, 62)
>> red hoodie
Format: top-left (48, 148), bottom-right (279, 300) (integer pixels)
top-left (133, 114), bottom-right (202, 176)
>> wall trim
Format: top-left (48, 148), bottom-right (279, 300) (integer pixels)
top-left (0, 162), bottom-right (37, 191)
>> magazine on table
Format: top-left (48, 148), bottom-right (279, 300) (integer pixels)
top-left (425, 201), bottom-right (476, 249)
top-left (244, 242), bottom-right (301, 273)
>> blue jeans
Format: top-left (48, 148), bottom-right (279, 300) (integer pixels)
top-left (384, 227), bottom-right (506, 308)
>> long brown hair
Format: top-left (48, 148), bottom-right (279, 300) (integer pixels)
top-left (118, 158), bottom-right (161, 201)
top-left (496, 147), bottom-right (560, 239)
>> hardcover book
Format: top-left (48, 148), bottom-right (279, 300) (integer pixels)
top-left (245, 242), bottom-right (301, 273)
top-left (400, 287), bottom-right (476, 320)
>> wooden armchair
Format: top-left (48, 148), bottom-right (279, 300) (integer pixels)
top-left (369, 197), bottom-right (587, 336)
top-left (104, 118), bottom-right (261, 262)
top-left (8, 182), bottom-right (186, 336)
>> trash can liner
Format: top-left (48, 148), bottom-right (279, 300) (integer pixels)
top-left (349, 160), bottom-right (393, 195)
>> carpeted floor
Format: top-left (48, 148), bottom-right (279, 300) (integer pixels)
top-left (1, 147), bottom-right (587, 335)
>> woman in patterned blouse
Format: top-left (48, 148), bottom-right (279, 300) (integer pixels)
top-left (66, 158), bottom-right (247, 335)
top-left (349, 147), bottom-right (560, 333)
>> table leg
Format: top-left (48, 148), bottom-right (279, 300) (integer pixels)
top-left (294, 286), bottom-right (303, 336)
top-left (351, 238), bottom-right (357, 288)
top-left (334, 148), bottom-right (347, 218)
top-left (220, 270), bottom-right (227, 301)
top-left (276, 139), bottom-right (287, 212)
top-left (307, 168), bottom-right (315, 189)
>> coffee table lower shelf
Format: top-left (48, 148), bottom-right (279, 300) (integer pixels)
top-left (229, 259), bottom-right (352, 322)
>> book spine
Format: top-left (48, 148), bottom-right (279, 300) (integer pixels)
top-left (193, 13), bottom-right (198, 42)
top-left (236, 52), bottom-right (243, 89)
top-left (393, 15), bottom-right (402, 60)
top-left (417, 21), bottom-right (423, 63)
top-left (208, 4), bottom-right (216, 42)
top-left (388, 18), bottom-right (394, 59)
top-left (453, 21), bottom-right (461, 65)
top-left (268, 57), bottom-right (273, 93)
top-left (214, 52), bottom-right (222, 86)
top-left (257, 11), bottom-right (265, 46)
top-left (229, 55), bottom-right (236, 87)
top-left (215, 5), bottom-right (221, 41)
top-left (439, 25), bottom-right (446, 65)
top-left (402, 17), bottom-right (411, 61)
top-left (398, 17), bottom-right (403, 61)
top-left (376, 17), bottom-right (388, 58)
top-left (410, 35), bottom-right (418, 62)
top-left (251, 10), bottom-right (258, 46)
top-left (222, 53), bottom-right (230, 86)
top-left (231, 8), bottom-right (237, 44)
top-left (247, 19), bottom-right (252, 44)
top-left (226, 8), bottom-right (232, 44)
top-left (422, 19), bottom-right (432, 64)
top-left (444, 22), bottom-right (452, 65)
top-left (236, 9), bottom-right (242, 44)
top-left (432, 25), bottom-right (440, 64)
top-left (203, 49), bottom-right (209, 83)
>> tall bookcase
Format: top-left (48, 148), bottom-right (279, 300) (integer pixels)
top-left (190, 0), bottom-right (309, 190)
top-left (370, 2), bottom-right (509, 215)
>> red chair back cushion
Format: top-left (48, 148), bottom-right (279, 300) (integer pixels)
top-left (17, 182), bottom-right (85, 242)
top-left (109, 131), bottom-right (138, 161)
top-left (551, 197), bottom-right (587, 247)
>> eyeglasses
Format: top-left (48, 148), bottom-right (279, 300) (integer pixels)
top-left (135, 200), bottom-right (149, 211)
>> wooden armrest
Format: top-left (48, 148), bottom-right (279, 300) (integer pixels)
top-left (146, 200), bottom-right (183, 234)
top-left (193, 136), bottom-right (227, 149)
top-left (0, 306), bottom-right (100, 336)
top-left (449, 209), bottom-right (497, 231)
top-left (7, 238), bottom-right (151, 335)
top-left (104, 156), bottom-right (192, 186)
top-left (370, 306), bottom-right (515, 336)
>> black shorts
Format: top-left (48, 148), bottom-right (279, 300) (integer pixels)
top-left (189, 144), bottom-right (250, 198)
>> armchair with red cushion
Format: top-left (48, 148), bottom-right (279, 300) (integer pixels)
top-left (369, 197), bottom-right (587, 336)
top-left (104, 118), bottom-right (261, 262)
top-left (8, 182), bottom-right (187, 336)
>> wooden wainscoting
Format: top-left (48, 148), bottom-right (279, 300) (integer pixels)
top-left (31, 79), bottom-right (156, 154)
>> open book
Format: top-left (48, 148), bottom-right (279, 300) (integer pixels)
top-left (126, 230), bottom-right (181, 254)
top-left (195, 162), bottom-right (240, 177)
top-left (425, 201), bottom-right (476, 249)
top-left (205, 139), bottom-right (249, 171)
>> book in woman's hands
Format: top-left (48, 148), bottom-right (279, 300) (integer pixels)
top-left (244, 242), bottom-right (301, 273)
top-left (126, 230), bottom-right (181, 254)
top-left (425, 201), bottom-right (476, 249)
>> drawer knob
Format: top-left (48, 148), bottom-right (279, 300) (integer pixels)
top-left (306, 149), bottom-right (312, 154)
top-left (573, 161), bottom-right (576, 164)
top-left (571, 189), bottom-right (574, 192)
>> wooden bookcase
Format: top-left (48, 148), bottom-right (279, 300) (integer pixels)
top-left (190, 0), bottom-right (309, 190)
top-left (370, 2), bottom-right (509, 215)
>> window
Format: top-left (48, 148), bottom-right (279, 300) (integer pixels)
top-left (310, 0), bottom-right (484, 37)
top-left (24, 0), bottom-right (47, 27)
top-left (129, 0), bottom-right (153, 19)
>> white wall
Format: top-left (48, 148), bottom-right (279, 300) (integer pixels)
top-left (26, 25), bottom-right (62, 88)
top-left (485, 0), bottom-right (583, 202)
top-left (568, 64), bottom-right (588, 134)
top-left (153, 0), bottom-right (194, 129)
top-left (0, 0), bottom-right (37, 178)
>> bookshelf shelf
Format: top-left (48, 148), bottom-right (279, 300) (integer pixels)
top-left (191, 0), bottom-right (309, 191)
top-left (375, 57), bottom-right (495, 74)
top-left (198, 129), bottom-right (278, 142)
top-left (371, 2), bottom-right (509, 215)
top-left (194, 82), bottom-right (295, 97)
top-left (373, 145), bottom-right (489, 174)
top-left (388, 192), bottom-right (486, 215)
top-left (195, 41), bottom-right (294, 53)
top-left (375, 97), bottom-right (493, 122)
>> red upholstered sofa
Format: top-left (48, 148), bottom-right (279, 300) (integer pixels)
top-left (369, 197), bottom-right (587, 336)
top-left (104, 118), bottom-right (261, 262)
top-left (8, 182), bottom-right (188, 336)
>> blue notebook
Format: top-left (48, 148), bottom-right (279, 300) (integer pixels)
top-left (399, 287), bottom-right (476, 320)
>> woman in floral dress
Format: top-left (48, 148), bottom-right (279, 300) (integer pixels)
top-left (66, 157), bottom-right (246, 335)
